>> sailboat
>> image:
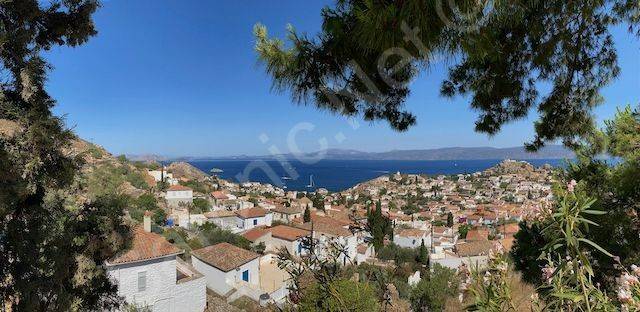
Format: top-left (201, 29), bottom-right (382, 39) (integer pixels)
top-left (306, 175), bottom-right (315, 188)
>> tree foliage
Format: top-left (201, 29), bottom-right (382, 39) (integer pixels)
top-left (512, 105), bottom-right (640, 291)
top-left (410, 264), bottom-right (458, 311)
top-left (0, 0), bottom-right (133, 310)
top-left (367, 200), bottom-right (392, 251)
top-left (254, 0), bottom-right (639, 149)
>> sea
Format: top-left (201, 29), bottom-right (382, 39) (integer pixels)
top-left (188, 159), bottom-right (568, 192)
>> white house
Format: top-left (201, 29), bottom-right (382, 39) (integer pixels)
top-left (270, 205), bottom-right (303, 223)
top-left (191, 243), bottom-right (261, 296)
top-left (297, 217), bottom-right (357, 265)
top-left (356, 243), bottom-right (374, 264)
top-left (165, 185), bottom-right (193, 208)
top-left (204, 210), bottom-right (242, 232)
top-left (235, 207), bottom-right (272, 230)
top-left (106, 226), bottom-right (206, 312)
top-left (148, 169), bottom-right (179, 186)
top-left (395, 228), bottom-right (431, 249)
top-left (430, 240), bottom-right (494, 270)
top-left (250, 225), bottom-right (310, 256)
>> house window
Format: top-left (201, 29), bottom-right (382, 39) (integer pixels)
top-left (253, 219), bottom-right (258, 226)
top-left (298, 243), bottom-right (302, 255)
top-left (242, 270), bottom-right (249, 282)
top-left (137, 271), bottom-right (147, 292)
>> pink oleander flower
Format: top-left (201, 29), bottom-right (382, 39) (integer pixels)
top-left (567, 179), bottom-right (577, 193)
top-left (497, 262), bottom-right (508, 273)
top-left (631, 264), bottom-right (640, 276)
top-left (619, 273), bottom-right (639, 287)
top-left (618, 288), bottom-right (632, 302)
top-left (542, 266), bottom-right (556, 284)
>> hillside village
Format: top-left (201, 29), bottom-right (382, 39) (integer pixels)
top-left (0, 120), bottom-right (556, 310)
top-left (84, 135), bottom-right (555, 311)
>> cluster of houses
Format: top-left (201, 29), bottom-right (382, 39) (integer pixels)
top-left (106, 160), bottom-right (553, 311)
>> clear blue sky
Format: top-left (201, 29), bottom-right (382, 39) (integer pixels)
top-left (46, 1), bottom-right (640, 157)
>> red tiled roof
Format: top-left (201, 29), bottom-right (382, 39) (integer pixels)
top-left (466, 229), bottom-right (489, 241)
top-left (192, 243), bottom-right (259, 272)
top-left (269, 225), bottom-right (310, 241)
top-left (204, 210), bottom-right (236, 218)
top-left (272, 205), bottom-right (303, 215)
top-left (210, 191), bottom-right (228, 200)
top-left (242, 226), bottom-right (269, 242)
top-left (296, 216), bottom-right (352, 237)
top-left (455, 240), bottom-right (494, 257)
top-left (168, 185), bottom-right (192, 191)
top-left (397, 229), bottom-right (427, 237)
top-left (108, 227), bottom-right (182, 265)
top-left (235, 207), bottom-right (268, 219)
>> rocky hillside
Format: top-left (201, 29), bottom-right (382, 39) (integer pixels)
top-left (166, 161), bottom-right (208, 180)
top-left (1, 119), bottom-right (155, 198)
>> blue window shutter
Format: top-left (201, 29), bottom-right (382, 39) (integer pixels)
top-left (242, 270), bottom-right (249, 282)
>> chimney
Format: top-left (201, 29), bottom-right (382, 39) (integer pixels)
top-left (143, 211), bottom-right (152, 232)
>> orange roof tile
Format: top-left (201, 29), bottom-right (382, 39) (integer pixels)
top-left (108, 227), bottom-right (182, 265)
top-left (397, 229), bottom-right (427, 237)
top-left (210, 191), bottom-right (228, 200)
top-left (269, 225), bottom-right (310, 241)
top-left (168, 185), bottom-right (192, 191)
top-left (242, 226), bottom-right (269, 242)
top-left (235, 207), bottom-right (268, 219)
top-left (192, 243), bottom-right (259, 272)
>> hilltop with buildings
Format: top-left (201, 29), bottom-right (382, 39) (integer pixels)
top-left (96, 156), bottom-right (554, 310)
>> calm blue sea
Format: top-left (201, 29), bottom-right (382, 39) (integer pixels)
top-left (187, 159), bottom-right (567, 192)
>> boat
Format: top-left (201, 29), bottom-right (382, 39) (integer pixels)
top-left (281, 176), bottom-right (292, 180)
top-left (306, 175), bottom-right (315, 188)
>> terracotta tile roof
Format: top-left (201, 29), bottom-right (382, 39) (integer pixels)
top-left (499, 237), bottom-right (515, 250)
top-left (204, 210), bottom-right (236, 218)
top-left (397, 229), bottom-right (427, 237)
top-left (168, 185), bottom-right (192, 191)
top-left (242, 226), bottom-right (270, 242)
top-left (297, 216), bottom-right (352, 237)
top-left (269, 225), bottom-right (310, 241)
top-left (108, 227), bottom-right (182, 265)
top-left (298, 197), bottom-right (312, 204)
top-left (272, 205), bottom-right (303, 215)
top-left (235, 207), bottom-right (268, 219)
top-left (210, 191), bottom-right (228, 200)
top-left (192, 243), bottom-right (260, 272)
top-left (357, 243), bottom-right (369, 254)
top-left (503, 223), bottom-right (520, 234)
top-left (466, 229), bottom-right (489, 241)
top-left (455, 240), bottom-right (494, 257)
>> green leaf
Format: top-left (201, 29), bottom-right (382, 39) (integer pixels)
top-left (578, 238), bottom-right (614, 257)
top-left (582, 209), bottom-right (606, 215)
top-left (551, 292), bottom-right (583, 302)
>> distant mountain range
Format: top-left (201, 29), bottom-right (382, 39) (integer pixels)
top-left (164, 145), bottom-right (576, 161)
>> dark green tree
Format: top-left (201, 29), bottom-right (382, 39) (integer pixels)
top-left (367, 200), bottom-right (392, 251)
top-left (254, 0), bottom-right (639, 149)
top-left (512, 105), bottom-right (640, 291)
top-left (510, 221), bottom-right (549, 285)
top-left (0, 1), bottom-right (132, 310)
top-left (446, 211), bottom-right (454, 228)
top-left (303, 206), bottom-right (311, 223)
top-left (410, 264), bottom-right (459, 311)
top-left (417, 239), bottom-right (428, 265)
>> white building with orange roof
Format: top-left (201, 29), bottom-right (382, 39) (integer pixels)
top-left (235, 207), bottom-right (272, 230)
top-left (395, 228), bottom-right (431, 249)
top-left (106, 223), bottom-right (206, 311)
top-left (165, 184), bottom-right (193, 207)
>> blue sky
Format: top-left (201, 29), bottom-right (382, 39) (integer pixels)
top-left (46, 1), bottom-right (640, 157)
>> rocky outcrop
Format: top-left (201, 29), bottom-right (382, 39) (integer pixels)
top-left (167, 162), bottom-right (208, 180)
